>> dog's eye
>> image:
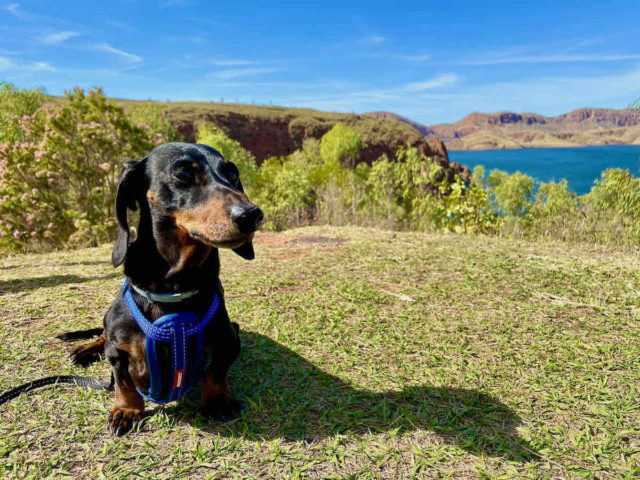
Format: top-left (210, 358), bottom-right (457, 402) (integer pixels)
top-left (173, 169), bottom-right (194, 185)
top-left (227, 171), bottom-right (238, 184)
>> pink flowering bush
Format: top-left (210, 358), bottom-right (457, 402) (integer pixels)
top-left (0, 86), bottom-right (164, 251)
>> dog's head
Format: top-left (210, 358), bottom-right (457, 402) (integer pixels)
top-left (112, 142), bottom-right (262, 268)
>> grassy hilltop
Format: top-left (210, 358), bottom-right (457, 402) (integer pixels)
top-left (1, 226), bottom-right (639, 478)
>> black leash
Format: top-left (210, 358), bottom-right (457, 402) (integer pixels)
top-left (0, 328), bottom-right (114, 406)
top-left (0, 374), bottom-right (114, 405)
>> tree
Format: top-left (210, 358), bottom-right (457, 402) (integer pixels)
top-left (320, 123), bottom-right (363, 223)
top-left (486, 170), bottom-right (534, 217)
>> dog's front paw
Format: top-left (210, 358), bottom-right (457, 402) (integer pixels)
top-left (203, 396), bottom-right (245, 422)
top-left (108, 407), bottom-right (142, 436)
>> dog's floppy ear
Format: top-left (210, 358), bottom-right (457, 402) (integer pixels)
top-left (232, 241), bottom-right (255, 260)
top-left (112, 158), bottom-right (149, 267)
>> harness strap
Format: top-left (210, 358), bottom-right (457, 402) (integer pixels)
top-left (121, 280), bottom-right (221, 341)
top-left (121, 279), bottom-right (220, 404)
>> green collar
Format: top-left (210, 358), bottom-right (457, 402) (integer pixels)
top-left (129, 283), bottom-right (200, 303)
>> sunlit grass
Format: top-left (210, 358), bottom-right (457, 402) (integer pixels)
top-left (1, 226), bottom-right (639, 478)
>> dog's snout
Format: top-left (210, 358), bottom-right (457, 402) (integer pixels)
top-left (230, 205), bottom-right (264, 233)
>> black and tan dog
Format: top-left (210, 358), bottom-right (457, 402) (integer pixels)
top-left (70, 142), bottom-right (262, 436)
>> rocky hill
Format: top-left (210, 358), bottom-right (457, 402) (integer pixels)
top-left (118, 100), bottom-right (455, 170)
top-left (365, 108), bottom-right (640, 150)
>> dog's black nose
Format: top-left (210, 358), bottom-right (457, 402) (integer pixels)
top-left (230, 205), bottom-right (264, 233)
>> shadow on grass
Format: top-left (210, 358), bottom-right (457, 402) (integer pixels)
top-left (167, 331), bottom-right (537, 461)
top-left (0, 272), bottom-right (120, 294)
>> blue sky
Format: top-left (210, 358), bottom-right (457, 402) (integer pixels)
top-left (1, 0), bottom-right (639, 124)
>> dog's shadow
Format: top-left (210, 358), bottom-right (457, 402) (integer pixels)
top-left (164, 331), bottom-right (536, 461)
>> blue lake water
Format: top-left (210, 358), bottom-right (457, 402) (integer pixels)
top-left (448, 145), bottom-right (640, 195)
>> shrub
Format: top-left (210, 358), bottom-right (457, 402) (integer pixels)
top-left (526, 180), bottom-right (580, 240)
top-left (0, 82), bottom-right (47, 143)
top-left (486, 169), bottom-right (534, 217)
top-left (252, 156), bottom-right (312, 231)
top-left (0, 87), bottom-right (161, 251)
top-left (589, 168), bottom-right (640, 242)
top-left (365, 155), bottom-right (402, 229)
top-left (127, 102), bottom-right (183, 143)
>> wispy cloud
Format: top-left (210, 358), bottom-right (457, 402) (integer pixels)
top-left (403, 73), bottom-right (460, 92)
top-left (93, 43), bottom-right (142, 62)
top-left (5, 3), bottom-right (20, 16)
top-left (367, 35), bottom-right (387, 45)
top-left (397, 67), bottom-right (640, 123)
top-left (40, 31), bottom-right (80, 45)
top-left (279, 73), bottom-right (462, 113)
top-left (395, 53), bottom-right (432, 62)
top-left (0, 56), bottom-right (54, 73)
top-left (33, 61), bottom-right (54, 71)
top-left (462, 53), bottom-right (640, 65)
top-left (207, 67), bottom-right (281, 80)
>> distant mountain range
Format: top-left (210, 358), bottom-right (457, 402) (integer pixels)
top-left (365, 108), bottom-right (640, 150)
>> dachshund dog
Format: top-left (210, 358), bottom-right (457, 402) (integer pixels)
top-left (69, 142), bottom-right (263, 435)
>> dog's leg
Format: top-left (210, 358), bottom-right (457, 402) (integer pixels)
top-left (69, 333), bottom-right (106, 367)
top-left (202, 322), bottom-right (242, 421)
top-left (107, 349), bottom-right (145, 436)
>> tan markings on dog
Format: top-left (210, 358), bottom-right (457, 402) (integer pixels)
top-left (146, 190), bottom-right (158, 207)
top-left (173, 197), bottom-right (230, 236)
top-left (109, 375), bottom-right (144, 433)
top-left (202, 375), bottom-right (233, 405)
top-left (172, 197), bottom-right (250, 248)
top-left (119, 337), bottom-right (150, 391)
top-left (165, 222), bottom-right (213, 277)
top-left (70, 333), bottom-right (106, 362)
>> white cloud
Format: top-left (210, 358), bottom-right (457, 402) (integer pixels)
top-left (462, 53), bottom-right (640, 65)
top-left (207, 67), bottom-right (281, 80)
top-left (93, 43), bottom-right (142, 62)
top-left (41, 31), bottom-right (80, 45)
top-left (403, 74), bottom-right (460, 92)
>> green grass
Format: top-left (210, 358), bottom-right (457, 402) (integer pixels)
top-left (1, 226), bottom-right (639, 479)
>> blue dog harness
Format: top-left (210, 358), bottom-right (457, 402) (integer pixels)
top-left (121, 279), bottom-right (220, 404)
